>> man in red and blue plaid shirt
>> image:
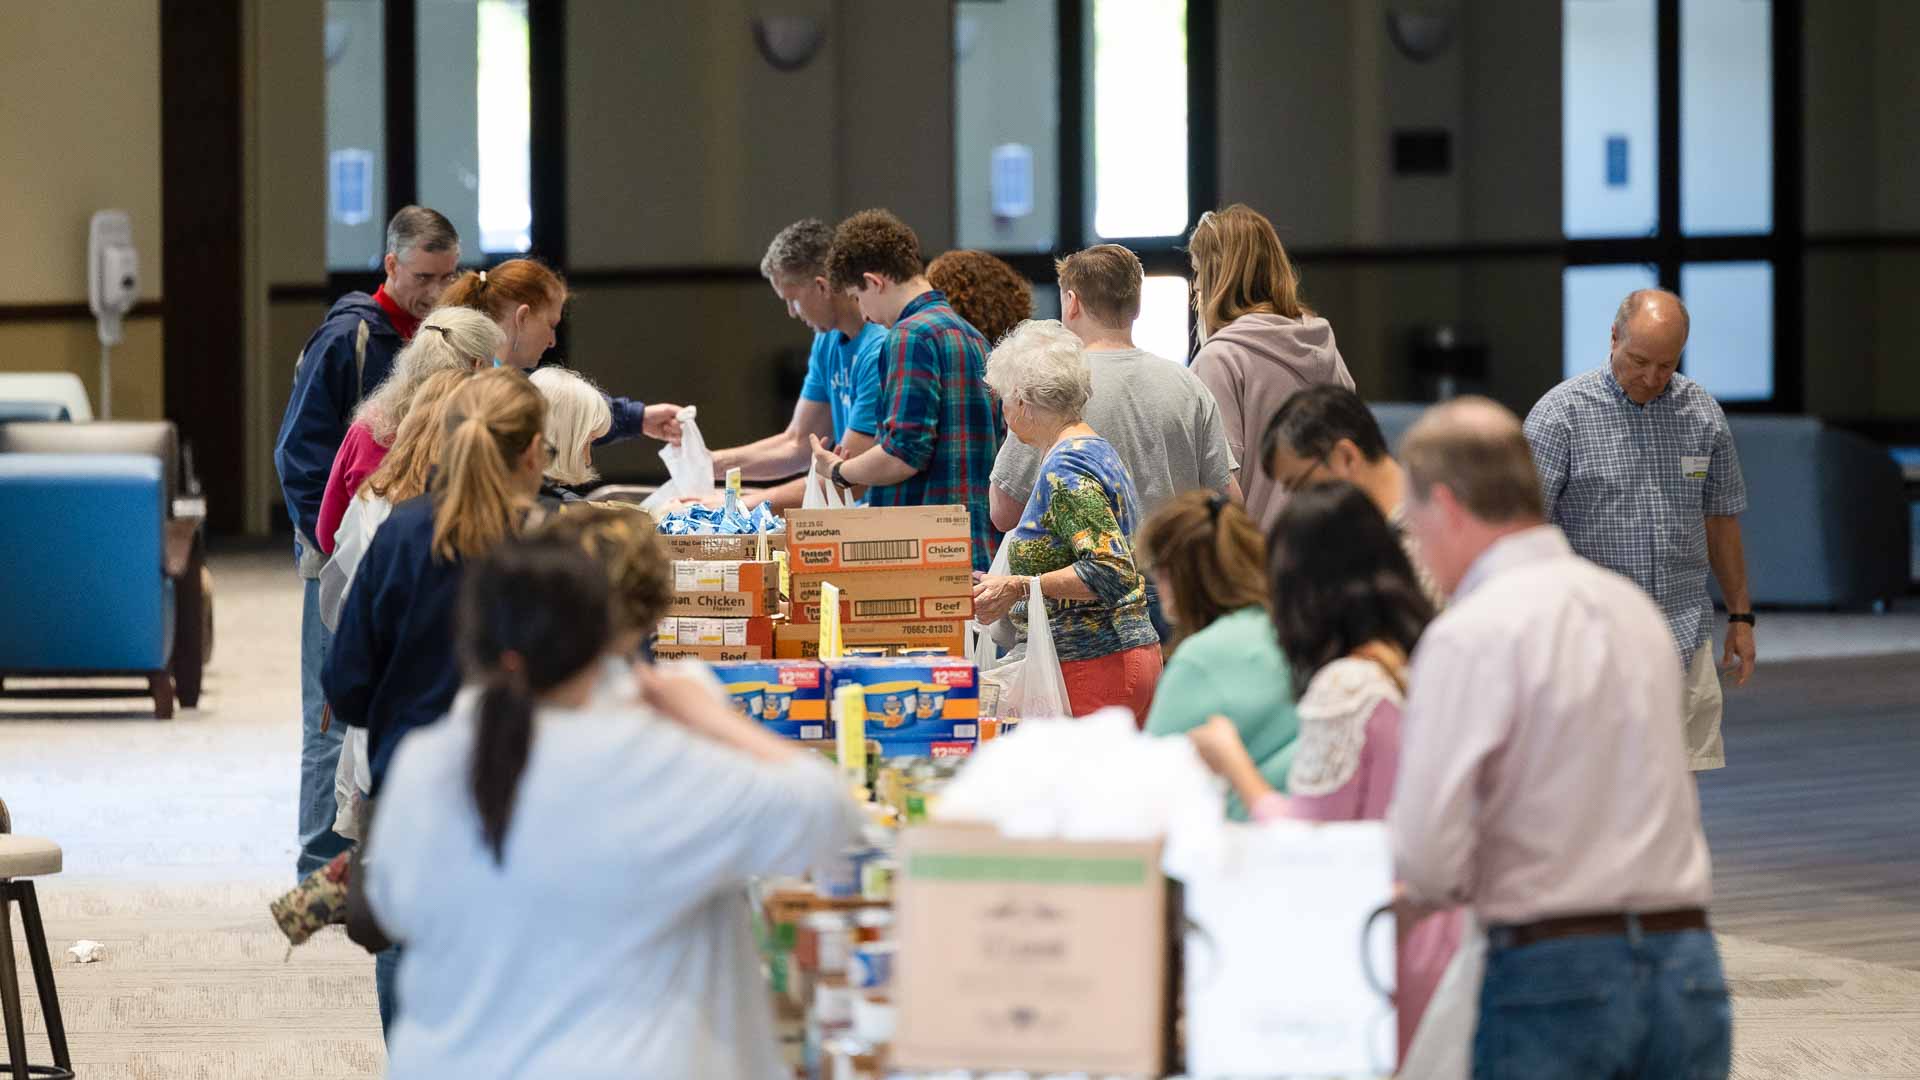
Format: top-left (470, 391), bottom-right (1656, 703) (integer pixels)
top-left (810, 209), bottom-right (1005, 571)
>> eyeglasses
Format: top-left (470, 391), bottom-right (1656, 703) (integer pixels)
top-left (1278, 457), bottom-right (1326, 497)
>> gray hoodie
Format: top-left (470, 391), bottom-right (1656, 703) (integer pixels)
top-left (1191, 312), bottom-right (1356, 534)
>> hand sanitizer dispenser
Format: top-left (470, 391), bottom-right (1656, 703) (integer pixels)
top-left (88, 210), bottom-right (139, 418)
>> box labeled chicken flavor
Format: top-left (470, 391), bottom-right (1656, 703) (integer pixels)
top-left (663, 560), bottom-right (780, 618)
top-left (786, 505), bottom-right (972, 575)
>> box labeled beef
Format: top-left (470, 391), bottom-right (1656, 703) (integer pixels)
top-left (823, 656), bottom-right (979, 743)
top-left (892, 826), bottom-right (1168, 1077)
top-left (652, 643), bottom-right (765, 661)
top-left (774, 620), bottom-right (968, 660)
top-left (707, 659), bottom-right (829, 739)
top-left (787, 506), bottom-right (972, 575)
top-left (664, 560), bottom-right (779, 618)
top-left (790, 568), bottom-right (973, 624)
top-left (655, 615), bottom-right (778, 649)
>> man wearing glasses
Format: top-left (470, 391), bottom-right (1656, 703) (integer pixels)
top-left (1261, 384), bottom-right (1442, 605)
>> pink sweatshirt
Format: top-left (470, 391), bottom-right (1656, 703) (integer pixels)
top-left (317, 422), bottom-right (389, 554)
top-left (1191, 312), bottom-right (1355, 535)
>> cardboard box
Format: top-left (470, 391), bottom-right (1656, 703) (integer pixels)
top-left (791, 568), bottom-right (974, 624)
top-left (656, 615), bottom-right (778, 649)
top-left (892, 826), bottom-right (1167, 1076)
top-left (656, 532), bottom-right (787, 562)
top-left (774, 620), bottom-right (969, 660)
top-left (651, 643), bottom-right (765, 661)
top-left (708, 660), bottom-right (829, 739)
top-left (664, 560), bottom-right (779, 617)
top-left (824, 656), bottom-right (980, 743)
top-left (787, 505), bottom-right (972, 575)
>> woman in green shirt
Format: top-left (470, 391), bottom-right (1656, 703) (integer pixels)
top-left (1139, 490), bottom-right (1299, 820)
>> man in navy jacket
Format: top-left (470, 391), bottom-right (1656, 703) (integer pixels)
top-left (275, 206), bottom-right (460, 878)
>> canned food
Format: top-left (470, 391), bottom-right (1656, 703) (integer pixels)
top-left (860, 857), bottom-right (897, 903)
top-left (851, 941), bottom-right (895, 988)
top-left (852, 907), bottom-right (893, 942)
top-left (803, 912), bottom-right (852, 975)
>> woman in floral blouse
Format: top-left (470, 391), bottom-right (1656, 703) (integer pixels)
top-left (971, 319), bottom-right (1162, 722)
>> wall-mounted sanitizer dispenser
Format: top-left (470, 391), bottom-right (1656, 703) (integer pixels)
top-left (89, 210), bottom-right (139, 419)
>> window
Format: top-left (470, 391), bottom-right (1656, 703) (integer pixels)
top-left (1680, 0), bottom-right (1771, 236)
top-left (1563, 0), bottom-right (1657, 239)
top-left (417, 0), bottom-right (531, 259)
top-left (1680, 262), bottom-right (1773, 400)
top-left (1136, 276), bottom-right (1192, 364)
top-left (325, 0), bottom-right (387, 270)
top-left (954, 0), bottom-right (1059, 252)
top-left (1088, 0), bottom-right (1188, 240)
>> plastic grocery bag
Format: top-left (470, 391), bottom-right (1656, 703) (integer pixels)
top-left (997, 575), bottom-right (1071, 719)
top-left (801, 462), bottom-right (847, 510)
top-left (968, 540), bottom-right (1013, 672)
top-left (1398, 914), bottom-right (1481, 1080)
top-left (640, 406), bottom-right (713, 512)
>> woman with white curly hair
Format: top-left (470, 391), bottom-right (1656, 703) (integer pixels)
top-left (971, 319), bottom-right (1162, 721)
top-left (529, 365), bottom-right (613, 502)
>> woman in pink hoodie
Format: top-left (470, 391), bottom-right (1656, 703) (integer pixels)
top-left (1188, 205), bottom-right (1356, 536)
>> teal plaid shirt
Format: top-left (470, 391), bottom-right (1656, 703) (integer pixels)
top-left (870, 290), bottom-right (1005, 571)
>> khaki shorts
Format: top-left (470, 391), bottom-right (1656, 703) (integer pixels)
top-left (1684, 637), bottom-right (1726, 771)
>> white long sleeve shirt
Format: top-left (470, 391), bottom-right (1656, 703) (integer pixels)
top-left (366, 693), bottom-right (859, 1079)
top-left (1388, 526), bottom-right (1713, 925)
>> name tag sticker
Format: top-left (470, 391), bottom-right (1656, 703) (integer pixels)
top-left (1681, 455), bottom-right (1710, 480)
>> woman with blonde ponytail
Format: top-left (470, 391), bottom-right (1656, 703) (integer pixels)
top-left (322, 366), bottom-right (550, 1030)
top-left (316, 306), bottom-right (502, 554)
top-left (1136, 489), bottom-right (1300, 821)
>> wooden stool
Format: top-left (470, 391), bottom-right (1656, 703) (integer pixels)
top-left (0, 799), bottom-right (70, 1080)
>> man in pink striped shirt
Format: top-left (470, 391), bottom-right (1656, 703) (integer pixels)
top-left (1389, 398), bottom-right (1729, 1080)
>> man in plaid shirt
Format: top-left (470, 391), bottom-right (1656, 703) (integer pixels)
top-left (811, 209), bottom-right (1005, 571)
top-left (1524, 288), bottom-right (1755, 771)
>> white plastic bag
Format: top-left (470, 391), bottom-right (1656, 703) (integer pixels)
top-left (968, 540), bottom-right (1014, 672)
top-left (1398, 914), bottom-right (1482, 1080)
top-left (640, 406), bottom-right (713, 512)
top-left (801, 462), bottom-right (847, 510)
top-left (318, 494), bottom-right (393, 632)
top-left (998, 575), bottom-right (1071, 719)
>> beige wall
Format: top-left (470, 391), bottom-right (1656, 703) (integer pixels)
top-left (0, 1), bottom-right (164, 419)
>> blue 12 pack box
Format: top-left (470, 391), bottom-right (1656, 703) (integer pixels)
top-left (823, 656), bottom-right (980, 756)
top-left (707, 659), bottom-right (829, 740)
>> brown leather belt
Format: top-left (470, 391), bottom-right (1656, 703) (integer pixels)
top-left (1489, 908), bottom-right (1710, 950)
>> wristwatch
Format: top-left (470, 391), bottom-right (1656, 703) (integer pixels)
top-left (1727, 612), bottom-right (1756, 627)
top-left (830, 460), bottom-right (848, 488)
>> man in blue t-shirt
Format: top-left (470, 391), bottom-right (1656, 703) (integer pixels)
top-left (711, 218), bottom-right (887, 510)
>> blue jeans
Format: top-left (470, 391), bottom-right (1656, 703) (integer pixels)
top-left (375, 946), bottom-right (401, 1036)
top-left (1474, 925), bottom-right (1731, 1080)
top-left (297, 576), bottom-right (351, 879)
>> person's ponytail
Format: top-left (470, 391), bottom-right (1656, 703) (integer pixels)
top-left (456, 535), bottom-right (612, 865)
top-left (471, 670), bottom-right (537, 863)
top-left (432, 368), bottom-right (546, 562)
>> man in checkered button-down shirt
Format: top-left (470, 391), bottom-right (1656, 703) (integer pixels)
top-left (1523, 288), bottom-right (1754, 772)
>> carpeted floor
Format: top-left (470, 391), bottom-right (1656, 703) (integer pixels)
top-left (3, 548), bottom-right (1918, 1078)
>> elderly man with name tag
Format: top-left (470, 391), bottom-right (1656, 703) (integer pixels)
top-left (1523, 288), bottom-right (1755, 771)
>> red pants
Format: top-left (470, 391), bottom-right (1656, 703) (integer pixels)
top-left (1060, 644), bottom-right (1164, 727)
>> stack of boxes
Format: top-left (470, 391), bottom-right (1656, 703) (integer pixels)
top-left (777, 505), bottom-right (974, 660)
top-left (652, 532), bottom-right (787, 662)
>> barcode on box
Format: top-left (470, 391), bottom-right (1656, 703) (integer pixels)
top-left (855, 598), bottom-right (920, 618)
top-left (800, 724), bottom-right (825, 740)
top-left (842, 539), bottom-right (918, 564)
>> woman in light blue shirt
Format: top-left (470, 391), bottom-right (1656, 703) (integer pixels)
top-left (1139, 489), bottom-right (1299, 820)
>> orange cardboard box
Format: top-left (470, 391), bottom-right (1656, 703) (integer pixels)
top-left (651, 643), bottom-right (766, 661)
top-left (786, 505), bottom-right (972, 575)
top-left (790, 568), bottom-right (973, 624)
top-left (774, 620), bottom-right (969, 659)
top-left (664, 560), bottom-right (779, 618)
top-left (892, 825), bottom-right (1168, 1076)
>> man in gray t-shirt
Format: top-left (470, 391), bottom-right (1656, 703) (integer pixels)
top-left (988, 245), bottom-right (1241, 639)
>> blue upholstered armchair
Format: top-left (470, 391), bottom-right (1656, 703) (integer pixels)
top-left (0, 454), bottom-right (180, 717)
